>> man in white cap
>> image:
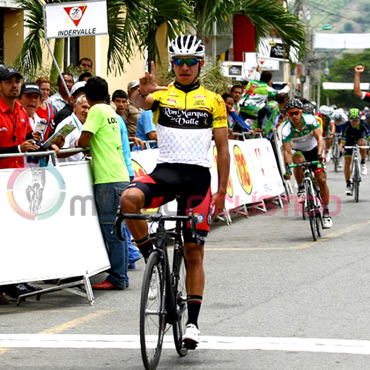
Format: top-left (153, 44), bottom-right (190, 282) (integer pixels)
top-left (49, 81), bottom-right (86, 136)
top-left (123, 80), bottom-right (142, 137)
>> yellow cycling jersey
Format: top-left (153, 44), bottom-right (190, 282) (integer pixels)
top-left (151, 82), bottom-right (227, 167)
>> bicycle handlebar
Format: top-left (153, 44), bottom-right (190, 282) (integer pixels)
top-left (288, 160), bottom-right (321, 168)
top-left (344, 146), bottom-right (370, 149)
top-left (120, 210), bottom-right (198, 239)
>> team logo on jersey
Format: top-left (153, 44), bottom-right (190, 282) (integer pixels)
top-left (64, 5), bottom-right (87, 27)
top-left (167, 98), bottom-right (178, 104)
top-left (194, 100), bottom-right (206, 107)
top-left (194, 94), bottom-right (206, 99)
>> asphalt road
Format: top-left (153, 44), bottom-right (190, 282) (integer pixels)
top-left (1, 159), bottom-right (370, 370)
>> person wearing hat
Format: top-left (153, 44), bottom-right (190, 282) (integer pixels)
top-left (123, 80), bottom-right (142, 137)
top-left (49, 81), bottom-right (87, 137)
top-left (18, 82), bottom-right (43, 131)
top-left (0, 67), bottom-right (40, 169)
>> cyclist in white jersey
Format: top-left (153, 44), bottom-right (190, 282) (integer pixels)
top-left (282, 99), bottom-right (333, 229)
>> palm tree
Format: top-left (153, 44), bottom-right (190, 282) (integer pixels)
top-left (14, 0), bottom-right (194, 78)
top-left (14, 0), bottom-right (306, 79)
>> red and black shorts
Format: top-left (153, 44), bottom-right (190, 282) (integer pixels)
top-left (128, 163), bottom-right (212, 245)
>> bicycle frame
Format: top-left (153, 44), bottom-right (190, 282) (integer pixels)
top-left (288, 160), bottom-right (323, 241)
top-left (344, 145), bottom-right (369, 202)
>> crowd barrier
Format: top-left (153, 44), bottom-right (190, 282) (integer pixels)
top-left (0, 139), bottom-right (286, 304)
top-left (131, 138), bottom-right (286, 219)
top-left (0, 153), bottom-right (110, 304)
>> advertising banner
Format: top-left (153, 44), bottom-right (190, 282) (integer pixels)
top-left (0, 161), bottom-right (110, 285)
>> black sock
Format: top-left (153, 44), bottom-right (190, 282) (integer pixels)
top-left (187, 295), bottom-right (202, 328)
top-left (135, 235), bottom-right (153, 260)
top-left (361, 159), bottom-right (365, 165)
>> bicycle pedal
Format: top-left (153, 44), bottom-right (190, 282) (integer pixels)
top-left (183, 339), bottom-right (198, 350)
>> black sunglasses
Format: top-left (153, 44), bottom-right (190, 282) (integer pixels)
top-left (173, 58), bottom-right (200, 67)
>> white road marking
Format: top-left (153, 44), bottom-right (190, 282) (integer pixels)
top-left (1, 335), bottom-right (370, 355)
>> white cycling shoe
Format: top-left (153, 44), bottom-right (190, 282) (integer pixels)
top-left (182, 324), bottom-right (200, 349)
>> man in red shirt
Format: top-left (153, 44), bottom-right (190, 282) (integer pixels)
top-left (0, 67), bottom-right (40, 169)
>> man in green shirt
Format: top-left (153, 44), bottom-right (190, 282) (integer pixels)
top-left (78, 76), bottom-right (130, 290)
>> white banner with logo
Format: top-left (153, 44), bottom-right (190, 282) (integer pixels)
top-left (43, 0), bottom-right (108, 39)
top-left (131, 138), bottom-right (284, 214)
top-left (0, 161), bottom-right (110, 286)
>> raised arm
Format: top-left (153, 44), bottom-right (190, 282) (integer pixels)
top-left (354, 65), bottom-right (365, 98)
top-left (130, 61), bottom-right (168, 110)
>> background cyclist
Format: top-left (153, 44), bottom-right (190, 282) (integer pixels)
top-left (282, 99), bottom-right (333, 229)
top-left (318, 105), bottom-right (335, 162)
top-left (120, 35), bottom-right (230, 349)
top-left (340, 108), bottom-right (368, 195)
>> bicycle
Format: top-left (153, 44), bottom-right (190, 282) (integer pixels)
top-left (113, 206), bottom-right (197, 370)
top-left (287, 160), bottom-right (323, 241)
top-left (344, 145), bottom-right (369, 202)
top-left (332, 133), bottom-right (341, 172)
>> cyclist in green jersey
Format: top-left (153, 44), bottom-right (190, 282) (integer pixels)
top-left (282, 99), bottom-right (332, 229)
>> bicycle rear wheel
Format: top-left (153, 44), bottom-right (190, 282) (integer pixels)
top-left (172, 247), bottom-right (188, 357)
top-left (354, 163), bottom-right (360, 203)
top-left (140, 251), bottom-right (166, 370)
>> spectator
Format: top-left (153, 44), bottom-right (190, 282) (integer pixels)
top-left (123, 80), bottom-right (142, 137)
top-left (0, 67), bottom-right (40, 169)
top-left (239, 70), bottom-right (290, 127)
top-left (112, 89), bottom-right (128, 118)
top-left (77, 57), bottom-right (93, 74)
top-left (53, 94), bottom-right (90, 162)
top-left (77, 76), bottom-right (130, 290)
top-left (134, 110), bottom-right (158, 149)
top-left (230, 84), bottom-right (243, 114)
top-left (18, 82), bottom-right (42, 131)
top-left (35, 77), bottom-right (54, 139)
top-left (47, 72), bottom-right (74, 116)
top-left (112, 89), bottom-right (145, 150)
top-left (222, 92), bottom-right (251, 138)
top-left (50, 81), bottom-right (87, 135)
top-left (78, 72), bottom-right (93, 82)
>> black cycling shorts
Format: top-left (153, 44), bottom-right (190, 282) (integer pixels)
top-left (127, 163), bottom-right (212, 245)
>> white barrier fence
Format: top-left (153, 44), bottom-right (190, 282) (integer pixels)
top-left (0, 139), bottom-right (285, 302)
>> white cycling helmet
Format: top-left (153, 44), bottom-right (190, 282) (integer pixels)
top-left (333, 109), bottom-right (343, 120)
top-left (319, 105), bottom-right (332, 116)
top-left (168, 35), bottom-right (205, 59)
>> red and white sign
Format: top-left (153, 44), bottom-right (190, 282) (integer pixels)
top-left (43, 0), bottom-right (108, 39)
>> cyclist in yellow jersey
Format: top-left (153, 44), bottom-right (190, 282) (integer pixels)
top-left (121, 35), bottom-right (230, 349)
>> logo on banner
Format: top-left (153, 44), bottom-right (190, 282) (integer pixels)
top-left (64, 5), bottom-right (87, 27)
top-left (233, 145), bottom-right (252, 194)
top-left (7, 166), bottom-right (66, 220)
top-left (213, 146), bottom-right (233, 198)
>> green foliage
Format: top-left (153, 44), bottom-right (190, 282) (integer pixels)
top-left (15, 0), bottom-right (306, 77)
top-left (199, 61), bottom-right (231, 94)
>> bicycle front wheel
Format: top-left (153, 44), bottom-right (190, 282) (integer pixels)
top-left (140, 251), bottom-right (166, 370)
top-left (305, 181), bottom-right (318, 241)
top-left (353, 163), bottom-right (360, 203)
top-left (172, 247), bottom-right (188, 357)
